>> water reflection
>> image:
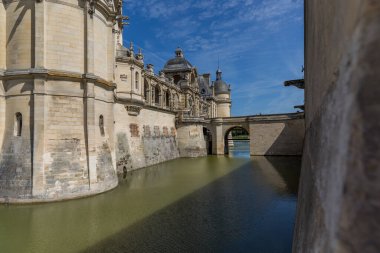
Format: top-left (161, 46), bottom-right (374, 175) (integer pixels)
top-left (0, 154), bottom-right (301, 253)
top-left (228, 140), bottom-right (250, 158)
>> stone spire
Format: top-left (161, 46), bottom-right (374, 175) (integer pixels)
top-left (216, 68), bottom-right (222, 81)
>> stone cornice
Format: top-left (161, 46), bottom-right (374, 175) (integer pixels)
top-left (176, 115), bottom-right (208, 126)
top-left (116, 56), bottom-right (144, 68)
top-left (211, 112), bottom-right (305, 124)
top-left (115, 94), bottom-right (146, 106)
top-left (1, 69), bottom-right (116, 88)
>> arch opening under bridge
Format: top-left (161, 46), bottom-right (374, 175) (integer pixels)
top-left (203, 127), bottom-right (213, 155)
top-left (224, 126), bottom-right (250, 155)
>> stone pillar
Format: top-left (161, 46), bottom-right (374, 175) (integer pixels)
top-left (85, 81), bottom-right (97, 186)
top-left (32, 1), bottom-right (46, 196)
top-left (213, 119), bottom-right (224, 155)
top-left (151, 85), bottom-right (155, 106)
top-left (32, 77), bottom-right (46, 196)
top-left (249, 123), bottom-right (255, 156)
top-left (34, 0), bottom-right (45, 68)
top-left (159, 87), bottom-right (162, 107)
top-left (148, 83), bottom-right (152, 105)
top-left (86, 7), bottom-right (94, 74)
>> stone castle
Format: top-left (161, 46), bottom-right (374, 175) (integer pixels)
top-left (0, 0), bottom-right (235, 202)
top-left (0, 0), bottom-right (306, 203)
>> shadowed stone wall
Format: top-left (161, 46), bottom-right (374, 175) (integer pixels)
top-left (293, 1), bottom-right (380, 252)
top-left (0, 80), bottom-right (33, 199)
top-left (250, 119), bottom-right (304, 156)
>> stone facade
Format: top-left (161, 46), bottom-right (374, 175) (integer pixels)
top-left (0, 0), bottom-right (234, 202)
top-left (0, 0), bottom-right (305, 203)
top-left (293, 1), bottom-right (380, 252)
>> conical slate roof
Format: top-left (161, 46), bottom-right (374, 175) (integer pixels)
top-left (214, 68), bottom-right (230, 95)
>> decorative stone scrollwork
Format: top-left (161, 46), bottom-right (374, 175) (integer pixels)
top-left (202, 104), bottom-right (209, 114)
top-left (125, 105), bottom-right (142, 116)
top-left (106, 0), bottom-right (113, 7)
top-left (120, 74), bottom-right (128, 82)
top-left (88, 0), bottom-right (96, 17)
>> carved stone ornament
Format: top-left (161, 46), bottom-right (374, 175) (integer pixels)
top-left (120, 74), bottom-right (128, 81)
top-left (125, 105), bottom-right (142, 116)
top-left (88, 0), bottom-right (96, 17)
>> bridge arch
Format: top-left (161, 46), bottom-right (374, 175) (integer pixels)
top-left (223, 126), bottom-right (250, 155)
top-left (203, 127), bottom-right (213, 155)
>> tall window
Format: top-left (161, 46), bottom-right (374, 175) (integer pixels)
top-left (155, 86), bottom-right (160, 106)
top-left (99, 115), bottom-right (105, 136)
top-left (166, 91), bottom-right (170, 107)
top-left (15, 112), bottom-right (22, 137)
top-left (144, 79), bottom-right (149, 101)
top-left (135, 71), bottom-right (139, 90)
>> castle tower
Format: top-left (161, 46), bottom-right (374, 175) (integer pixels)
top-left (213, 68), bottom-right (231, 117)
top-left (0, 0), bottom-right (121, 202)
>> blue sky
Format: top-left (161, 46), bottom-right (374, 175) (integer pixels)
top-left (122, 0), bottom-right (304, 116)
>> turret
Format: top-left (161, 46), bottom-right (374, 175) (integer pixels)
top-left (213, 68), bottom-right (231, 117)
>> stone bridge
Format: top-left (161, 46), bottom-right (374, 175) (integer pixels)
top-left (177, 112), bottom-right (305, 156)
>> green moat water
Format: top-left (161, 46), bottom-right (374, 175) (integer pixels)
top-left (0, 144), bottom-right (301, 253)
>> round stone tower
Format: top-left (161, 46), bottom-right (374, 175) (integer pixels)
top-left (213, 68), bottom-right (231, 117)
top-left (0, 0), bottom-right (121, 202)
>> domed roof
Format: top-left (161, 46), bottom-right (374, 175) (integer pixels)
top-left (163, 48), bottom-right (193, 72)
top-left (214, 69), bottom-right (230, 95)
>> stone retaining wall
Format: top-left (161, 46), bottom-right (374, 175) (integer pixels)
top-left (293, 1), bottom-right (380, 252)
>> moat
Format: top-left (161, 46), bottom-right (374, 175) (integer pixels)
top-left (0, 144), bottom-right (301, 253)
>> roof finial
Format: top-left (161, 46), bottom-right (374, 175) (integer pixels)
top-left (216, 61), bottom-right (222, 80)
top-left (175, 47), bottom-right (183, 58)
top-left (218, 56), bottom-right (220, 70)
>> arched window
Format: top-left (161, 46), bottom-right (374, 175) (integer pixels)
top-left (135, 71), bottom-right (139, 90)
top-left (144, 79), bottom-right (149, 101)
top-left (173, 75), bottom-right (181, 85)
top-left (15, 112), bottom-right (22, 137)
top-left (155, 86), bottom-right (160, 106)
top-left (165, 90), bottom-right (170, 108)
top-left (99, 115), bottom-right (105, 136)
